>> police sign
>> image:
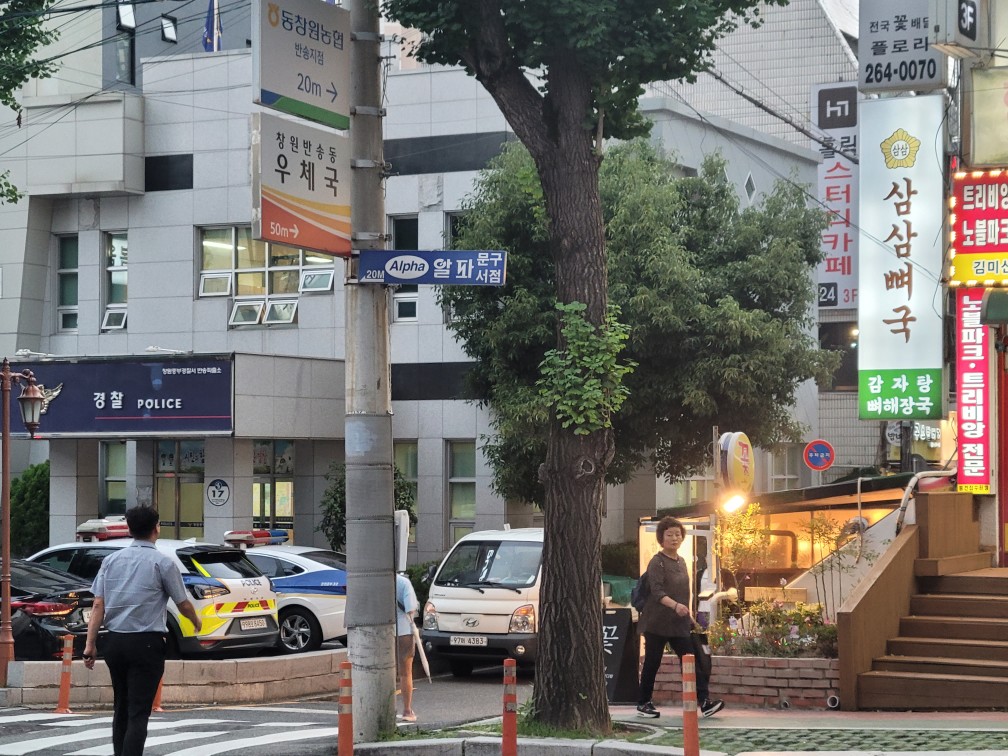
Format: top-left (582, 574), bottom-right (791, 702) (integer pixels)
top-left (358, 249), bottom-right (507, 286)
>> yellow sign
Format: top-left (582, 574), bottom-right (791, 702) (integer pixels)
top-left (720, 431), bottom-right (755, 493)
top-left (949, 253), bottom-right (1008, 287)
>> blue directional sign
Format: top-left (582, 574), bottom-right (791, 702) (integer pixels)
top-left (358, 249), bottom-right (507, 286)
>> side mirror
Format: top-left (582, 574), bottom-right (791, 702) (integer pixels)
top-left (421, 564), bottom-right (437, 584)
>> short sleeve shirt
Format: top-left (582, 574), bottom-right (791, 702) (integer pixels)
top-left (91, 540), bottom-right (188, 633)
top-left (395, 573), bottom-right (418, 637)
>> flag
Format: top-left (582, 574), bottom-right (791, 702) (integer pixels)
top-left (202, 0), bottom-right (222, 52)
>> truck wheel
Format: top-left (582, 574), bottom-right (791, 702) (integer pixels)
top-left (449, 659), bottom-right (473, 677)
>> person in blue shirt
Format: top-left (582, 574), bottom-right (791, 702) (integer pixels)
top-left (83, 506), bottom-right (202, 756)
top-left (395, 572), bottom-right (419, 722)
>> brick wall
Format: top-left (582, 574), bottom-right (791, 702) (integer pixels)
top-left (652, 655), bottom-right (841, 710)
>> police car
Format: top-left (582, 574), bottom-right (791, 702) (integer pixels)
top-left (224, 530), bottom-right (347, 653)
top-left (28, 518), bottom-right (279, 656)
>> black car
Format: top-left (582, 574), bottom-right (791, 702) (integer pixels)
top-left (4, 559), bottom-right (104, 661)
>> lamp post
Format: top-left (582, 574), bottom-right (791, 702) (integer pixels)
top-left (0, 358), bottom-right (44, 687)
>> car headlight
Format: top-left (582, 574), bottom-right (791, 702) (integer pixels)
top-left (422, 601), bottom-right (438, 630)
top-left (509, 604), bottom-right (535, 634)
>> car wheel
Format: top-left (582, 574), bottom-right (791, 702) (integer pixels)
top-left (449, 659), bottom-right (473, 678)
top-left (279, 607), bottom-right (322, 653)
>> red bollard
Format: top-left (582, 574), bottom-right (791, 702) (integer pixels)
top-left (54, 634), bottom-right (73, 714)
top-left (337, 660), bottom-right (353, 756)
top-left (151, 679), bottom-right (165, 712)
top-left (502, 658), bottom-right (517, 756)
top-left (681, 653), bottom-right (699, 756)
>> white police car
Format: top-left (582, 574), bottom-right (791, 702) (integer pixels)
top-left (225, 530), bottom-right (347, 653)
top-left (29, 519), bottom-right (279, 656)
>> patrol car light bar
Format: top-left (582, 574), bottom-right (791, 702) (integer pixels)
top-left (223, 529), bottom-right (289, 548)
top-left (75, 516), bottom-right (131, 542)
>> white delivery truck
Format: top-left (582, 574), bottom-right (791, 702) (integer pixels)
top-left (421, 528), bottom-right (543, 677)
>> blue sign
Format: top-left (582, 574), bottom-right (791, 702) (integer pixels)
top-left (358, 249), bottom-right (507, 286)
top-left (11, 356), bottom-right (233, 438)
top-left (803, 439), bottom-right (835, 471)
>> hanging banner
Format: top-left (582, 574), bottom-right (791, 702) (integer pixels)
top-left (947, 170), bottom-right (1008, 287)
top-left (811, 83), bottom-right (860, 308)
top-left (956, 288), bottom-right (992, 494)
top-left (857, 96), bottom-right (945, 420)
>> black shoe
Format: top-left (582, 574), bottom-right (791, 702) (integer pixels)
top-left (636, 701), bottom-right (660, 718)
top-left (701, 699), bottom-right (724, 717)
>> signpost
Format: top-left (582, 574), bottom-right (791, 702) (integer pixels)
top-left (358, 249), bottom-right (507, 286)
top-left (252, 0), bottom-right (351, 130)
top-left (251, 112), bottom-right (352, 256)
top-left (803, 439), bottom-right (836, 472)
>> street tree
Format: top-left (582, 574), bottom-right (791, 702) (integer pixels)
top-left (382, 0), bottom-right (787, 732)
top-left (317, 461), bottom-right (418, 552)
top-left (445, 141), bottom-right (838, 504)
top-left (0, 0), bottom-right (57, 203)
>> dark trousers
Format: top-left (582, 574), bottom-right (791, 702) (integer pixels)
top-left (638, 631), bottom-right (710, 706)
top-left (103, 632), bottom-right (167, 756)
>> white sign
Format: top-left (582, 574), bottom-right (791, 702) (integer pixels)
top-left (811, 83), bottom-right (859, 308)
top-left (859, 0), bottom-right (946, 92)
top-left (251, 111), bottom-right (352, 256)
top-left (857, 96), bottom-right (945, 420)
top-left (252, 0), bottom-right (351, 130)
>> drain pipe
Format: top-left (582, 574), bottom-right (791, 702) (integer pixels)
top-left (826, 694), bottom-right (840, 710)
top-left (894, 469), bottom-right (957, 535)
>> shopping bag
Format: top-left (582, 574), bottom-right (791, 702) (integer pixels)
top-left (690, 626), bottom-right (713, 678)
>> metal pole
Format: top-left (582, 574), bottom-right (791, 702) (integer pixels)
top-left (0, 360), bottom-right (12, 686)
top-left (345, 0), bottom-right (395, 741)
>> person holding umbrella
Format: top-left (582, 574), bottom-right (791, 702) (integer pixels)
top-left (395, 572), bottom-right (420, 722)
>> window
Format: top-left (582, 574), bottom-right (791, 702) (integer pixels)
top-left (160, 15), bottom-right (177, 42)
top-left (448, 441), bottom-right (476, 544)
top-left (395, 442), bottom-right (418, 544)
top-left (102, 442), bottom-right (127, 516)
top-left (114, 31), bottom-right (135, 85)
top-left (444, 212), bottom-right (466, 247)
top-left (390, 216), bottom-right (419, 321)
top-left (57, 236), bottom-right (78, 331)
top-left (745, 173), bottom-right (756, 203)
top-left (819, 321), bottom-right (858, 391)
top-left (199, 226), bottom-right (333, 327)
top-left (102, 232), bottom-right (128, 331)
top-left (771, 444), bottom-right (801, 492)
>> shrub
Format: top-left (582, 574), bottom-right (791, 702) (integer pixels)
top-left (404, 559), bottom-right (439, 609)
top-left (708, 599), bottom-right (837, 658)
top-left (601, 540), bottom-right (638, 577)
top-left (11, 461), bottom-right (49, 558)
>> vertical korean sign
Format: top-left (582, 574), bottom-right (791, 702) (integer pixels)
top-left (252, 112), bottom-right (351, 256)
top-left (857, 96), bottom-right (944, 420)
top-left (956, 289), bottom-right (991, 494)
top-left (811, 83), bottom-right (859, 308)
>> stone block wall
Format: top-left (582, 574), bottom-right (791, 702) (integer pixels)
top-left (652, 655), bottom-right (841, 710)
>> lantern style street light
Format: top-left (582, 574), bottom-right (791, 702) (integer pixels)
top-left (0, 358), bottom-right (45, 686)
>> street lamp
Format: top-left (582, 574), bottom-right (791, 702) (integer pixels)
top-left (0, 358), bottom-right (45, 686)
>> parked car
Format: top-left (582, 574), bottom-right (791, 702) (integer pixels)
top-left (28, 525), bottom-right (279, 656)
top-left (4, 558), bottom-right (107, 661)
top-left (225, 532), bottom-right (347, 653)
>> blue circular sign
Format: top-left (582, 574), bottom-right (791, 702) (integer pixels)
top-left (803, 440), bottom-right (835, 471)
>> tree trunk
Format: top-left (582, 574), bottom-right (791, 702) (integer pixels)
top-left (527, 117), bottom-right (611, 734)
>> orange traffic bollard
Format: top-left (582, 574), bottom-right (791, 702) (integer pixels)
top-left (681, 653), bottom-right (699, 756)
top-left (151, 679), bottom-right (165, 712)
top-left (337, 660), bottom-right (353, 756)
top-left (502, 657), bottom-right (517, 756)
top-left (54, 634), bottom-right (74, 714)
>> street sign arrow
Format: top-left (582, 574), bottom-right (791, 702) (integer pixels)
top-left (327, 83), bottom-right (338, 102)
top-left (291, 223), bottom-right (299, 238)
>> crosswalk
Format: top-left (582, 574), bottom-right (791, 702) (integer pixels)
top-left (0, 708), bottom-right (343, 756)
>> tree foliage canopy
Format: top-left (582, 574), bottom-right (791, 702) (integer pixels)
top-left (0, 0), bottom-right (57, 203)
top-left (317, 462), bottom-right (418, 552)
top-left (11, 460), bottom-right (50, 557)
top-left (442, 140), bottom-right (839, 504)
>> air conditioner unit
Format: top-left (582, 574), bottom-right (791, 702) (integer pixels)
top-left (929, 0), bottom-right (991, 61)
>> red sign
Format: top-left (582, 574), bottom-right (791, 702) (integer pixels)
top-left (803, 440), bottom-right (835, 471)
top-left (956, 288), bottom-right (991, 494)
top-left (948, 171), bottom-right (1008, 286)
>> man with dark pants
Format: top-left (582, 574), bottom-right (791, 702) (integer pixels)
top-left (83, 506), bottom-right (202, 756)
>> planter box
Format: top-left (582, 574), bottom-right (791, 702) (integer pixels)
top-left (652, 654), bottom-right (840, 710)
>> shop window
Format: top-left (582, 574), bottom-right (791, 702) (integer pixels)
top-left (395, 441), bottom-right (418, 544)
top-left (57, 236), bottom-right (78, 331)
top-left (390, 216), bottom-right (419, 322)
top-left (771, 445), bottom-right (802, 492)
top-left (448, 441), bottom-right (475, 544)
top-left (253, 440), bottom-right (295, 539)
top-left (102, 232), bottom-right (128, 331)
top-left (155, 439), bottom-right (205, 540)
top-left (199, 226), bottom-right (332, 327)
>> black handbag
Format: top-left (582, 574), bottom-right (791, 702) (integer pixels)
top-left (690, 628), bottom-right (713, 678)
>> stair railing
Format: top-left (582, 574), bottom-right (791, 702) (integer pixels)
top-left (894, 469), bottom-right (957, 535)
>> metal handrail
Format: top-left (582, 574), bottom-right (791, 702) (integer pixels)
top-left (894, 469), bottom-right (957, 535)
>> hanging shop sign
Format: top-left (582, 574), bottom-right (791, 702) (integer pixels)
top-left (857, 96), bottom-right (945, 420)
top-left (956, 288), bottom-right (992, 494)
top-left (947, 170), bottom-right (1008, 287)
top-left (858, 0), bottom-right (946, 93)
top-left (358, 249), bottom-right (507, 285)
top-left (719, 432), bottom-right (755, 493)
top-left (251, 111), bottom-right (351, 256)
top-left (810, 83), bottom-right (859, 308)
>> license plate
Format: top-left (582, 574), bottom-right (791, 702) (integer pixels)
top-left (240, 617), bottom-right (268, 631)
top-left (81, 608), bottom-right (91, 623)
top-left (449, 635), bottom-right (487, 647)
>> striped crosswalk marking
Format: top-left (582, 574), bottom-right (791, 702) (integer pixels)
top-left (168, 727), bottom-right (342, 756)
top-left (0, 714), bottom-right (82, 726)
top-left (0, 720), bottom-right (238, 756)
top-left (68, 731), bottom-right (229, 756)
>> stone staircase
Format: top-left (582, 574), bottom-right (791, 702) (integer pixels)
top-left (855, 494), bottom-right (1008, 710)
